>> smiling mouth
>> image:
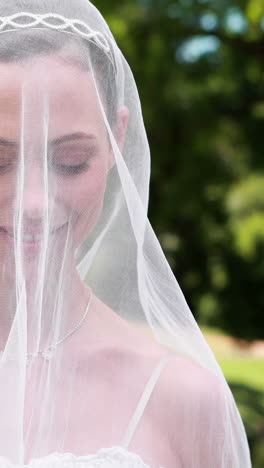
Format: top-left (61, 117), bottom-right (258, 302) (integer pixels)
top-left (0, 223), bottom-right (68, 244)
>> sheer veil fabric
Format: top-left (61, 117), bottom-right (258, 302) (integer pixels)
top-left (0, 0), bottom-right (251, 466)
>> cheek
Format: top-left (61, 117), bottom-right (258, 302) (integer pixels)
top-left (70, 171), bottom-right (107, 213)
top-left (0, 174), bottom-right (18, 220)
top-left (60, 166), bottom-right (108, 243)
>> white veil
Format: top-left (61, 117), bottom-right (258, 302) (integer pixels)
top-left (0, 1), bottom-right (251, 466)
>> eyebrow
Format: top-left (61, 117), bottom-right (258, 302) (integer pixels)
top-left (0, 132), bottom-right (97, 148)
top-left (50, 132), bottom-right (97, 146)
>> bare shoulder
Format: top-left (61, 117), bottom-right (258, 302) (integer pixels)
top-left (159, 354), bottom-right (224, 398)
top-left (85, 294), bottom-right (225, 398)
top-left (149, 353), bottom-right (229, 427)
top-left (80, 297), bottom-right (234, 465)
top-left (84, 294), bottom-right (225, 388)
top-left (148, 354), bottom-right (234, 463)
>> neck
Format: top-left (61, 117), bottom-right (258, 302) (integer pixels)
top-left (0, 258), bottom-right (90, 352)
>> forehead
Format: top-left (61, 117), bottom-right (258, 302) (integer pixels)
top-left (0, 56), bottom-right (104, 141)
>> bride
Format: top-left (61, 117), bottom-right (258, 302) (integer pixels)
top-left (0, 0), bottom-right (251, 467)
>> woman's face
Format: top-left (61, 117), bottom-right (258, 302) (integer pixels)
top-left (0, 55), bottom-right (116, 279)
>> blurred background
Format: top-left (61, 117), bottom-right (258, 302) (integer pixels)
top-left (95, 0), bottom-right (264, 465)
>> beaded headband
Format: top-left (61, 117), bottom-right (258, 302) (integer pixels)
top-left (0, 12), bottom-right (116, 72)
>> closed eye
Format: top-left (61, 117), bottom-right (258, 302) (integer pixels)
top-left (0, 145), bottom-right (17, 173)
top-left (49, 142), bottom-right (97, 176)
top-left (51, 161), bottom-right (90, 175)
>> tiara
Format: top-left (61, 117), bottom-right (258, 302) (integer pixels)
top-left (0, 12), bottom-right (116, 72)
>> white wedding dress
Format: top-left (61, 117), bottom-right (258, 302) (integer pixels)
top-left (0, 450), bottom-right (150, 468)
top-left (0, 356), bottom-right (171, 468)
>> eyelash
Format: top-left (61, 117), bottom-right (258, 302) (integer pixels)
top-left (0, 160), bottom-right (90, 176)
top-left (51, 161), bottom-right (90, 175)
top-left (0, 162), bottom-right (14, 174)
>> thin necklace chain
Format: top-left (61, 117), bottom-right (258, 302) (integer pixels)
top-left (26, 290), bottom-right (93, 365)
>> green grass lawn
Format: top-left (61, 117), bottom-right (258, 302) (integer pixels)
top-left (201, 326), bottom-right (264, 390)
top-left (202, 328), bottom-right (264, 467)
top-left (219, 357), bottom-right (264, 391)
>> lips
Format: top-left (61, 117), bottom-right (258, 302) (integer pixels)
top-left (0, 223), bottom-right (68, 244)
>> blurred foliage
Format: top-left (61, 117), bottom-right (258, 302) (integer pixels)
top-left (93, 0), bottom-right (264, 341)
top-left (229, 381), bottom-right (264, 467)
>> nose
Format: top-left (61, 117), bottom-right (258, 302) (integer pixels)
top-left (22, 165), bottom-right (49, 223)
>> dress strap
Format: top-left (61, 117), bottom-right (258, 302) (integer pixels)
top-left (120, 352), bottom-right (174, 449)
